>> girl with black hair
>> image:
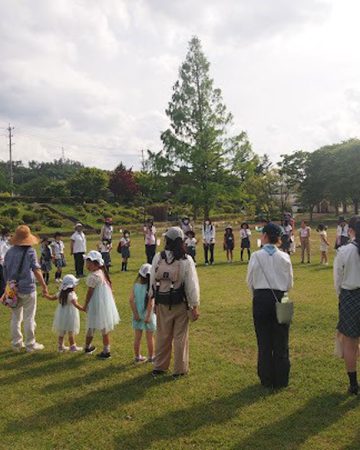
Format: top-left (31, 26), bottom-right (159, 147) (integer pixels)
top-left (317, 223), bottom-right (329, 265)
top-left (240, 223), bottom-right (251, 262)
top-left (224, 226), bottom-right (235, 263)
top-left (247, 223), bottom-right (293, 389)
top-left (149, 227), bottom-right (200, 379)
top-left (202, 219), bottom-right (216, 265)
top-left (334, 216), bottom-right (360, 395)
top-left (144, 219), bottom-right (157, 264)
top-left (44, 274), bottom-right (85, 352)
top-left (129, 263), bottom-right (156, 363)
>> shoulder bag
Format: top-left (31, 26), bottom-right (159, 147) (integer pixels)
top-left (2, 247), bottom-right (29, 308)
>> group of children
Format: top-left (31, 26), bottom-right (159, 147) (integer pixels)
top-left (44, 249), bottom-right (155, 362)
top-left (40, 233), bottom-right (66, 285)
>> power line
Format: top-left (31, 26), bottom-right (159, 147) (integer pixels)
top-left (7, 124), bottom-right (14, 196)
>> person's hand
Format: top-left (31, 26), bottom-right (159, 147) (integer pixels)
top-left (191, 307), bottom-right (200, 321)
top-left (42, 286), bottom-right (49, 297)
top-left (144, 315), bottom-right (150, 324)
top-left (134, 313), bottom-right (141, 321)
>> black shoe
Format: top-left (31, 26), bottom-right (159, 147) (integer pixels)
top-left (84, 346), bottom-right (96, 354)
top-left (97, 351), bottom-right (111, 359)
top-left (348, 384), bottom-right (359, 395)
top-left (172, 373), bottom-right (186, 380)
top-left (152, 369), bottom-right (166, 377)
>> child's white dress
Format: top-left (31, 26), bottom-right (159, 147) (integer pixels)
top-left (53, 291), bottom-right (80, 335)
top-left (320, 230), bottom-right (329, 252)
top-left (86, 270), bottom-right (120, 333)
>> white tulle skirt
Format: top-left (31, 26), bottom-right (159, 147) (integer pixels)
top-left (87, 283), bottom-right (120, 333)
top-left (53, 303), bottom-right (80, 335)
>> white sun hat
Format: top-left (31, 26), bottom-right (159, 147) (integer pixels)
top-left (139, 263), bottom-right (152, 278)
top-left (83, 250), bottom-right (104, 266)
top-left (60, 274), bottom-right (80, 290)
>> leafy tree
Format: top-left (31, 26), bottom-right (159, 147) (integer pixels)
top-left (160, 36), bottom-right (250, 218)
top-left (67, 168), bottom-right (109, 202)
top-left (109, 163), bottom-right (139, 202)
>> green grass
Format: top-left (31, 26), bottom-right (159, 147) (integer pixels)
top-left (0, 228), bottom-right (359, 450)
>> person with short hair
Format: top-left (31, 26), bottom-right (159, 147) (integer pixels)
top-left (317, 223), bottom-right (330, 265)
top-left (334, 216), bottom-right (360, 395)
top-left (202, 219), bottom-right (215, 265)
top-left (180, 217), bottom-right (193, 235)
top-left (50, 232), bottom-right (65, 283)
top-left (143, 219), bottom-right (157, 264)
top-left (224, 225), bottom-right (235, 263)
top-left (185, 230), bottom-right (197, 264)
top-left (70, 223), bottom-right (87, 277)
top-left (299, 220), bottom-right (311, 264)
top-left (40, 237), bottom-right (52, 285)
top-left (149, 227), bottom-right (200, 378)
top-left (240, 222), bottom-right (251, 262)
top-left (335, 217), bottom-right (349, 249)
top-left (3, 225), bottom-right (48, 352)
top-left (100, 217), bottom-right (113, 242)
top-left (247, 223), bottom-right (293, 388)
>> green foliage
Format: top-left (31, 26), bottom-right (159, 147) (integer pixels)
top-left (22, 212), bottom-right (39, 224)
top-left (67, 168), bottom-right (109, 202)
top-left (2, 206), bottom-right (20, 218)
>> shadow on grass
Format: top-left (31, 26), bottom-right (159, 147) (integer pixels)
top-left (0, 351), bottom-right (58, 369)
top-left (232, 393), bottom-right (358, 449)
top-left (114, 384), bottom-right (268, 449)
top-left (6, 371), bottom-right (172, 433)
top-left (344, 428), bottom-right (360, 450)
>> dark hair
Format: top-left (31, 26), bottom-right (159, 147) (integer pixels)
top-left (241, 223), bottom-right (249, 229)
top-left (349, 216), bottom-right (360, 256)
top-left (1, 227), bottom-right (10, 236)
top-left (59, 287), bottom-right (74, 307)
top-left (316, 223), bottom-right (327, 232)
top-left (91, 260), bottom-right (112, 287)
top-left (165, 236), bottom-right (186, 260)
top-left (54, 232), bottom-right (62, 238)
top-left (186, 230), bottom-right (195, 237)
top-left (224, 228), bottom-right (233, 237)
top-left (123, 229), bottom-right (130, 235)
top-left (135, 273), bottom-right (151, 312)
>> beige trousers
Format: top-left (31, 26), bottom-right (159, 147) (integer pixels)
top-left (154, 302), bottom-right (189, 375)
top-left (11, 291), bottom-right (37, 348)
top-left (300, 237), bottom-right (311, 262)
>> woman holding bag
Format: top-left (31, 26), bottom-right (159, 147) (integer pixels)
top-left (334, 216), bottom-right (360, 395)
top-left (247, 223), bottom-right (293, 388)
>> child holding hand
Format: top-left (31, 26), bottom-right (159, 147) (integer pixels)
top-left (129, 263), bottom-right (156, 363)
top-left (83, 251), bottom-right (120, 359)
top-left (44, 274), bottom-right (85, 352)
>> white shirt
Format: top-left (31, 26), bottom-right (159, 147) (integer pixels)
top-left (334, 242), bottom-right (360, 295)
top-left (144, 226), bottom-right (156, 245)
top-left (202, 224), bottom-right (216, 244)
top-left (336, 224), bottom-right (349, 238)
top-left (185, 237), bottom-right (197, 248)
top-left (149, 251), bottom-right (200, 307)
top-left (100, 225), bottom-right (113, 241)
top-left (283, 225), bottom-right (292, 236)
top-left (240, 229), bottom-right (251, 239)
top-left (0, 239), bottom-right (10, 265)
top-left (299, 227), bottom-right (311, 238)
top-left (50, 240), bottom-right (64, 259)
top-left (71, 231), bottom-right (87, 253)
top-left (247, 247), bottom-right (293, 292)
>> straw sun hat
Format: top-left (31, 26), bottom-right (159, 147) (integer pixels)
top-left (11, 225), bottom-right (39, 246)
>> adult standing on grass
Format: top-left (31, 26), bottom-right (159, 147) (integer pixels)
top-left (143, 218), bottom-right (157, 264)
top-left (247, 223), bottom-right (293, 389)
top-left (202, 219), bottom-right (216, 265)
top-left (70, 223), bottom-right (87, 277)
top-left (3, 225), bottom-right (48, 352)
top-left (149, 227), bottom-right (200, 379)
top-left (335, 216), bottom-right (349, 249)
top-left (334, 215), bottom-right (360, 395)
top-left (299, 220), bottom-right (311, 264)
top-left (180, 217), bottom-right (193, 235)
top-left (100, 217), bottom-right (113, 242)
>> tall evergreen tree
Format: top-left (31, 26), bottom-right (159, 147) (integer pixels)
top-left (161, 36), bottom-right (250, 218)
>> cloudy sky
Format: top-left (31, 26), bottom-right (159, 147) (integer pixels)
top-left (1, 0), bottom-right (360, 170)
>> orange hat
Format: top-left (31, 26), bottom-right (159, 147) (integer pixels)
top-left (10, 225), bottom-right (39, 246)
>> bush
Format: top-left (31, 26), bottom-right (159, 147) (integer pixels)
top-left (47, 219), bottom-right (64, 228)
top-left (50, 198), bottom-right (62, 204)
top-left (33, 224), bottom-right (42, 232)
top-left (22, 213), bottom-right (39, 224)
top-left (2, 206), bottom-right (20, 218)
top-left (0, 217), bottom-right (14, 229)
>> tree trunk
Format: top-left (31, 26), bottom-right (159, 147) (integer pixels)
top-left (309, 206), bottom-right (313, 222)
top-left (354, 199), bottom-right (359, 215)
top-left (343, 202), bottom-right (348, 214)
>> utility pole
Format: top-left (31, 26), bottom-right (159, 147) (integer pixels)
top-left (61, 146), bottom-right (65, 161)
top-left (7, 124), bottom-right (14, 196)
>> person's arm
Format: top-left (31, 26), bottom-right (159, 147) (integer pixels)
top-left (246, 254), bottom-right (255, 291)
top-left (211, 225), bottom-right (216, 243)
top-left (43, 293), bottom-right (58, 301)
top-left (34, 269), bottom-right (48, 296)
top-left (144, 297), bottom-right (154, 323)
top-left (84, 287), bottom-right (95, 311)
top-left (70, 239), bottom-right (74, 255)
top-left (184, 258), bottom-right (200, 318)
top-left (308, 227), bottom-right (311, 238)
top-left (286, 259), bottom-right (294, 291)
top-left (129, 289), bottom-right (140, 321)
top-left (71, 298), bottom-right (86, 312)
top-left (148, 253), bottom-right (159, 299)
top-left (334, 250), bottom-right (344, 296)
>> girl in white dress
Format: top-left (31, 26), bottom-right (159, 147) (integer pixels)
top-left (317, 223), bottom-right (330, 265)
top-left (45, 274), bottom-right (85, 352)
top-left (83, 251), bottom-right (120, 359)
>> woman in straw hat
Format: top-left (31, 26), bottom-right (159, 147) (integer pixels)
top-left (3, 225), bottom-right (49, 352)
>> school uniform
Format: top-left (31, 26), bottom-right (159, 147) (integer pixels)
top-left (50, 240), bottom-right (65, 268)
top-left (185, 237), bottom-right (197, 262)
top-left (98, 242), bottom-right (112, 269)
top-left (299, 226), bottom-right (311, 262)
top-left (71, 231), bottom-right (87, 276)
top-left (281, 225), bottom-right (292, 252)
top-left (144, 226), bottom-right (156, 264)
top-left (336, 224), bottom-right (349, 249)
top-left (334, 242), bottom-right (360, 338)
top-left (202, 224), bottom-right (216, 264)
top-left (240, 229), bottom-right (251, 249)
top-left (149, 251), bottom-right (200, 375)
top-left (224, 233), bottom-right (235, 250)
top-left (247, 245), bottom-right (293, 388)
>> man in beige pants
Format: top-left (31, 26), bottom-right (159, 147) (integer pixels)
top-left (149, 227), bottom-right (200, 379)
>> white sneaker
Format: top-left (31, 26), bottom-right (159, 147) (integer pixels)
top-left (55, 279), bottom-right (60, 284)
top-left (70, 345), bottom-right (83, 352)
top-left (26, 342), bottom-right (45, 353)
top-left (58, 346), bottom-right (70, 353)
top-left (12, 343), bottom-right (25, 353)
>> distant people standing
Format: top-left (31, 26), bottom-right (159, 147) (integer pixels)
top-left (40, 237), bottom-right (52, 285)
top-left (334, 216), bottom-right (360, 395)
top-left (240, 223), bottom-right (251, 262)
top-left (3, 225), bottom-right (48, 352)
top-left (317, 224), bottom-right (330, 265)
top-left (335, 217), bottom-right (349, 249)
top-left (202, 219), bottom-right (216, 265)
top-left (100, 218), bottom-right (113, 243)
top-left (185, 230), bottom-right (197, 264)
top-left (0, 228), bottom-right (11, 297)
top-left (70, 223), bottom-right (87, 277)
top-left (51, 232), bottom-right (65, 283)
top-left (98, 239), bottom-right (112, 272)
top-left (119, 230), bottom-right (131, 272)
top-left (144, 219), bottom-right (156, 264)
top-left (280, 219), bottom-right (293, 254)
top-left (299, 221), bottom-right (311, 264)
top-left (180, 217), bottom-right (193, 235)
top-left (224, 225), bottom-right (235, 263)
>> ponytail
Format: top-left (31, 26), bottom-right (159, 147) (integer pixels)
top-left (349, 216), bottom-right (360, 256)
top-left (100, 264), bottom-right (112, 288)
top-left (59, 287), bottom-right (74, 307)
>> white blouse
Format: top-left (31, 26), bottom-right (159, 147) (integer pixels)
top-left (334, 242), bottom-right (360, 295)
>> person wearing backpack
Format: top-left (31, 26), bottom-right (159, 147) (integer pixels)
top-left (149, 227), bottom-right (200, 379)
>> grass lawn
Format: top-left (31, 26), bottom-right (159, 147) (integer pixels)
top-left (0, 227), bottom-right (359, 450)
